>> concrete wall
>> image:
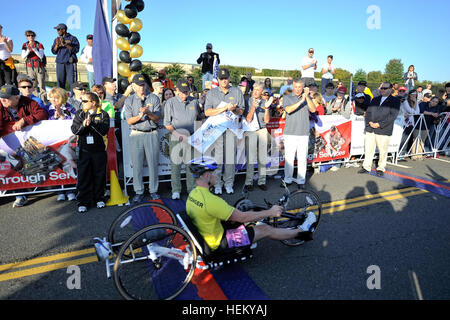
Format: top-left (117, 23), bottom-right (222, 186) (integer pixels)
top-left (12, 54), bottom-right (320, 88)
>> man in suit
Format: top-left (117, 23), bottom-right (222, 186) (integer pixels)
top-left (358, 82), bottom-right (400, 176)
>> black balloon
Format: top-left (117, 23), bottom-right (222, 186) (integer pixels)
top-left (115, 23), bottom-right (130, 37)
top-left (131, 0), bottom-right (145, 12)
top-left (124, 4), bottom-right (138, 18)
top-left (128, 32), bottom-right (141, 45)
top-left (119, 78), bottom-right (129, 93)
top-left (129, 59), bottom-right (143, 72)
top-left (119, 50), bottom-right (131, 63)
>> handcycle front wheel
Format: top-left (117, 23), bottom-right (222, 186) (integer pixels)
top-left (276, 189), bottom-right (322, 247)
top-left (113, 223), bottom-right (197, 300)
top-left (107, 202), bottom-right (178, 253)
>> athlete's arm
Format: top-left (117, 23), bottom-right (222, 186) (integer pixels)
top-left (229, 205), bottom-right (282, 224)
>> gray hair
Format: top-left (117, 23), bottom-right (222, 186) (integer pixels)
top-left (253, 81), bottom-right (264, 90)
top-left (293, 78), bottom-right (304, 85)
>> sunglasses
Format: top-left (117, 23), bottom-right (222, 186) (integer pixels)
top-left (20, 85), bottom-right (33, 89)
top-left (81, 100), bottom-right (91, 103)
top-left (380, 87), bottom-right (391, 90)
top-left (26, 34), bottom-right (35, 37)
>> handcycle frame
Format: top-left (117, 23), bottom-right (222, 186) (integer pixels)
top-left (94, 181), bottom-right (322, 299)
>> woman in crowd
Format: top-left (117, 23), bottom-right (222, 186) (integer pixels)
top-left (312, 92), bottom-right (326, 116)
top-left (91, 84), bottom-right (115, 118)
top-left (160, 88), bottom-right (174, 127)
top-left (403, 65), bottom-right (418, 93)
top-left (71, 92), bottom-right (110, 213)
top-left (0, 25), bottom-right (14, 86)
top-left (45, 87), bottom-right (77, 201)
top-left (398, 89), bottom-right (420, 159)
top-left (263, 78), bottom-right (274, 96)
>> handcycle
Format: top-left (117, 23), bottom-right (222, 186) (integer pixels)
top-left (94, 182), bottom-right (322, 300)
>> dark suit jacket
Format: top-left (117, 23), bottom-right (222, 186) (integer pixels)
top-left (365, 95), bottom-right (400, 136)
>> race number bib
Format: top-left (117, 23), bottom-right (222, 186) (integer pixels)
top-left (226, 225), bottom-right (251, 248)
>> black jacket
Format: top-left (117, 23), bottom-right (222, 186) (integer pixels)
top-left (365, 95), bottom-right (400, 136)
top-left (71, 108), bottom-right (110, 152)
top-left (196, 52), bottom-right (220, 74)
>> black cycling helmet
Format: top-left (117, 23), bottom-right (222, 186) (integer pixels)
top-left (189, 157), bottom-right (218, 178)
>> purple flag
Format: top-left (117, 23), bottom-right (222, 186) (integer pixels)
top-left (93, 0), bottom-right (113, 85)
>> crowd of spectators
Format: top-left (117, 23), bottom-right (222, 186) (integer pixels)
top-left (1, 32), bottom-right (450, 211)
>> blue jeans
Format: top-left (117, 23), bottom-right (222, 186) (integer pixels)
top-left (88, 71), bottom-right (94, 89)
top-left (202, 72), bottom-right (213, 89)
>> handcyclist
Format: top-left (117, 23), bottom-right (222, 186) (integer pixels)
top-left (186, 157), bottom-right (317, 252)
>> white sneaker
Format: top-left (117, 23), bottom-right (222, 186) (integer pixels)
top-left (172, 192), bottom-right (180, 200)
top-left (96, 201), bottom-right (106, 209)
top-left (214, 187), bottom-right (222, 195)
top-left (67, 193), bottom-right (76, 201)
top-left (298, 212), bottom-right (317, 232)
top-left (78, 206), bottom-right (88, 213)
top-left (13, 196), bottom-right (28, 208)
top-left (225, 186), bottom-right (234, 194)
top-left (57, 194), bottom-right (66, 201)
top-left (329, 166), bottom-right (340, 172)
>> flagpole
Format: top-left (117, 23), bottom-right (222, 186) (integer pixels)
top-left (111, 0), bottom-right (119, 83)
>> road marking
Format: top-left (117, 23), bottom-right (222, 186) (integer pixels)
top-left (0, 255), bottom-right (98, 282)
top-left (409, 270), bottom-right (424, 300)
top-left (0, 248), bottom-right (95, 272)
top-left (0, 187), bottom-right (431, 282)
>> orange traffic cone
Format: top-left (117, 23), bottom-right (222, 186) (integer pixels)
top-left (106, 170), bottom-right (129, 206)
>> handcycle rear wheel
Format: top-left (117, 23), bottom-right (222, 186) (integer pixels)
top-left (113, 223), bottom-right (197, 300)
top-left (107, 202), bottom-right (177, 252)
top-left (276, 190), bottom-right (322, 247)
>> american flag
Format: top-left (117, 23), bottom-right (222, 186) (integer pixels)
top-left (211, 55), bottom-right (219, 88)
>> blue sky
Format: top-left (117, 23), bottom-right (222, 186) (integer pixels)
top-left (1, 0), bottom-right (448, 82)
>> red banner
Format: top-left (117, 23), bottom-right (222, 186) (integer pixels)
top-left (0, 120), bottom-right (117, 192)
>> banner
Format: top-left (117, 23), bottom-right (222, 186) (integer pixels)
top-left (350, 115), bottom-right (404, 155)
top-left (189, 110), bottom-right (243, 154)
top-left (310, 115), bottom-right (352, 162)
top-left (0, 120), bottom-right (117, 192)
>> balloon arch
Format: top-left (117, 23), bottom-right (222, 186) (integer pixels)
top-left (115, 0), bottom-right (145, 89)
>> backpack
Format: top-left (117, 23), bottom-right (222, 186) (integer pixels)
top-left (24, 40), bottom-right (47, 68)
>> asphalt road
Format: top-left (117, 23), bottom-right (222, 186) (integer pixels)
top-left (0, 157), bottom-right (449, 300)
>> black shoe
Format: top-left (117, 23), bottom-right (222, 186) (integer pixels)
top-left (244, 184), bottom-right (253, 192)
top-left (358, 168), bottom-right (370, 174)
top-left (258, 184), bottom-right (267, 191)
top-left (297, 183), bottom-right (305, 190)
top-left (376, 170), bottom-right (384, 177)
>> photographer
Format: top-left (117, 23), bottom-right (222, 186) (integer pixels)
top-left (71, 92), bottom-right (110, 213)
top-left (51, 23), bottom-right (79, 89)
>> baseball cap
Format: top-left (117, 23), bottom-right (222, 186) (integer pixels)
top-left (158, 69), bottom-right (166, 75)
top-left (71, 82), bottom-right (88, 91)
top-left (218, 68), bottom-right (230, 79)
top-left (54, 23), bottom-right (67, 30)
top-left (0, 85), bottom-right (20, 99)
top-left (86, 34), bottom-right (93, 40)
top-left (17, 74), bottom-right (34, 84)
top-left (131, 74), bottom-right (146, 85)
top-left (176, 79), bottom-right (189, 92)
top-left (337, 86), bottom-right (347, 93)
top-left (358, 81), bottom-right (367, 87)
top-left (399, 86), bottom-right (407, 91)
top-left (309, 82), bottom-right (318, 87)
top-left (102, 77), bottom-right (116, 85)
top-left (355, 93), bottom-right (365, 99)
top-left (206, 43), bottom-right (212, 49)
